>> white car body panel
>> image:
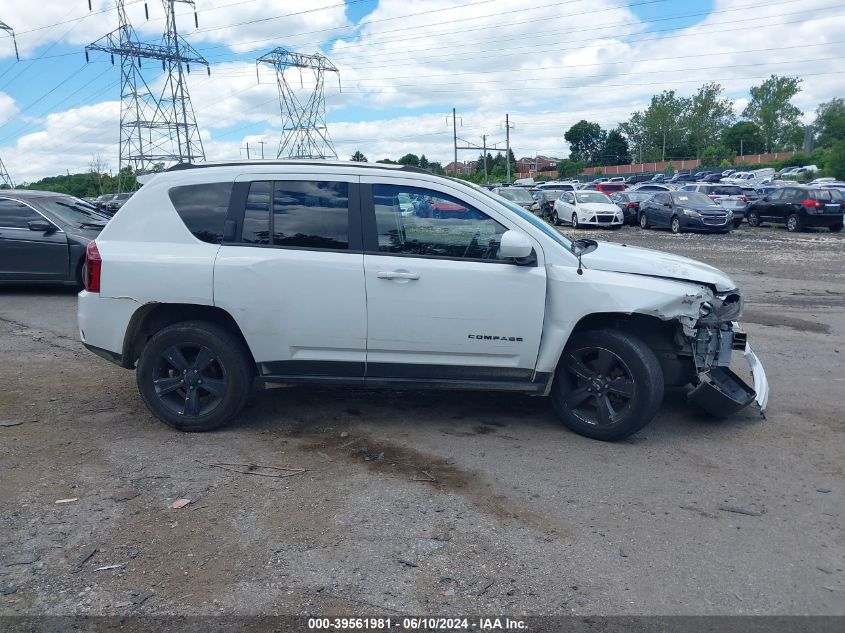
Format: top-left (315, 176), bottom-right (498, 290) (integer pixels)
top-left (553, 199), bottom-right (623, 226)
top-left (78, 291), bottom-right (141, 355)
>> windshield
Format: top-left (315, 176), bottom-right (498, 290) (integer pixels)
top-left (496, 188), bottom-right (534, 203)
top-left (33, 196), bottom-right (110, 226)
top-left (574, 191), bottom-right (612, 204)
top-left (672, 192), bottom-right (717, 206)
top-left (479, 189), bottom-right (572, 249)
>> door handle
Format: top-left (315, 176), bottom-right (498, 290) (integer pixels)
top-left (377, 270), bottom-right (420, 281)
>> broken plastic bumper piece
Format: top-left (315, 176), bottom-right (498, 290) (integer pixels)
top-left (688, 342), bottom-right (768, 418)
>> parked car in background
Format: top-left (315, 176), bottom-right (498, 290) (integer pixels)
top-left (722, 169), bottom-right (736, 177)
top-left (745, 186), bottom-right (844, 232)
top-left (104, 192), bottom-right (133, 215)
top-left (583, 182), bottom-right (626, 195)
top-left (629, 183), bottom-right (673, 192)
top-left (610, 191), bottom-right (654, 225)
top-left (638, 191), bottom-right (734, 234)
top-left (667, 172), bottom-right (695, 185)
top-left (679, 183), bottom-right (748, 228)
top-left (94, 193), bottom-right (117, 211)
top-left (531, 189), bottom-right (569, 217)
top-left (650, 173), bottom-right (669, 183)
top-left (0, 190), bottom-right (109, 285)
top-left (493, 186), bottom-right (535, 209)
top-left (552, 190), bottom-right (623, 229)
top-left (625, 174), bottom-right (653, 185)
top-left (702, 173), bottom-right (723, 183)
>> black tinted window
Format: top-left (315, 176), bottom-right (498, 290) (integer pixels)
top-left (169, 182), bottom-right (233, 244)
top-left (712, 185), bottom-right (742, 195)
top-left (242, 181), bottom-right (271, 244)
top-left (272, 181), bottom-right (348, 249)
top-left (0, 198), bottom-right (41, 228)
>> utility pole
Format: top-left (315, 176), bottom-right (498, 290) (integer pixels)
top-left (446, 108), bottom-right (462, 174)
top-left (482, 134), bottom-right (488, 183)
top-left (740, 138), bottom-right (743, 157)
top-left (85, 1), bottom-right (210, 190)
top-left (241, 142), bottom-right (250, 159)
top-left (502, 113), bottom-right (514, 183)
top-left (0, 19), bottom-right (18, 188)
top-left (257, 140), bottom-right (266, 159)
top-left (256, 48), bottom-right (340, 159)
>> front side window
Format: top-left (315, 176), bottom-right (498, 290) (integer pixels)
top-left (0, 198), bottom-right (42, 228)
top-left (169, 182), bottom-right (233, 244)
top-left (373, 184), bottom-right (506, 261)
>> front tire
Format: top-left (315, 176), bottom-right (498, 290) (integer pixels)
top-left (746, 209), bottom-right (761, 227)
top-left (571, 212), bottom-right (579, 228)
top-left (551, 329), bottom-right (664, 441)
top-left (786, 213), bottom-right (802, 232)
top-left (670, 216), bottom-right (681, 234)
top-left (136, 320), bottom-right (253, 432)
top-left (639, 212), bottom-right (649, 229)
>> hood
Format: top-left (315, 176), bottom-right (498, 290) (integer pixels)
top-left (581, 242), bottom-right (736, 292)
top-left (578, 203), bottom-right (620, 213)
top-left (680, 203), bottom-right (727, 214)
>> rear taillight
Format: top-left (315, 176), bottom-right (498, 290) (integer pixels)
top-left (625, 202), bottom-right (638, 209)
top-left (739, 195), bottom-right (748, 203)
top-left (84, 241), bottom-right (101, 293)
top-left (802, 199), bottom-right (823, 208)
top-left (708, 195), bottom-right (720, 201)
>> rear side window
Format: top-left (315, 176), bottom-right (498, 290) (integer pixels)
top-left (168, 182), bottom-right (233, 244)
top-left (236, 180), bottom-right (350, 250)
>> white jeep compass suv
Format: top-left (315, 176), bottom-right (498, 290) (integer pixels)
top-left (78, 161), bottom-right (768, 441)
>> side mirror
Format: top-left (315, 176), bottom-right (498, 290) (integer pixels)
top-left (499, 230), bottom-right (533, 261)
top-left (28, 219), bottom-right (53, 232)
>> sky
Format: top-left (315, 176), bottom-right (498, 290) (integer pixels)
top-left (0, 0), bottom-right (843, 183)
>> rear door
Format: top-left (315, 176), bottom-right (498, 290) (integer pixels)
top-left (214, 174), bottom-right (367, 377)
top-left (360, 177), bottom-right (546, 384)
top-left (0, 197), bottom-right (68, 281)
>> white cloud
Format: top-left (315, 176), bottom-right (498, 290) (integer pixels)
top-left (2, 0), bottom-right (845, 181)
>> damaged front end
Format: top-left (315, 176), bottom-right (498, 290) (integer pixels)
top-left (676, 290), bottom-right (768, 417)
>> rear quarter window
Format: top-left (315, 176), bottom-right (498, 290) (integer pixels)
top-left (168, 182), bottom-right (234, 244)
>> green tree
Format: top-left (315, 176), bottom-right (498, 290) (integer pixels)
top-left (350, 150), bottom-right (368, 162)
top-left (419, 154), bottom-right (429, 169)
top-left (742, 75), bottom-right (803, 152)
top-left (700, 145), bottom-right (735, 167)
top-left (598, 128), bottom-right (631, 166)
top-left (397, 153), bottom-right (419, 166)
top-left (618, 111), bottom-right (647, 163)
top-left (376, 158), bottom-right (397, 164)
top-left (684, 82), bottom-right (734, 159)
top-left (564, 120), bottom-right (606, 164)
top-left (621, 90), bottom-right (690, 162)
top-left (557, 159), bottom-right (586, 178)
top-left (814, 98), bottom-right (845, 148)
top-left (824, 139), bottom-right (845, 180)
top-left (722, 121), bottom-right (765, 156)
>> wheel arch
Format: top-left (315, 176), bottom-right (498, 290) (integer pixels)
top-left (121, 303), bottom-right (255, 370)
top-left (553, 312), bottom-right (694, 387)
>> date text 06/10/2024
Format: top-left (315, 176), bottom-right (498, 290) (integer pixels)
top-left (307, 617), bottom-right (528, 630)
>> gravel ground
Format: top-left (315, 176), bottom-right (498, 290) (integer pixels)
top-left (0, 223), bottom-right (843, 617)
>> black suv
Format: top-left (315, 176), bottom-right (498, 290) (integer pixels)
top-left (746, 186), bottom-right (844, 232)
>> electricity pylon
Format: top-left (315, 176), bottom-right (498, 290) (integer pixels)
top-left (85, 1), bottom-right (209, 190)
top-left (256, 48), bottom-right (340, 159)
top-left (0, 19), bottom-right (18, 188)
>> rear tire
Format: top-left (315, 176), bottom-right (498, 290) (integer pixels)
top-left (551, 329), bottom-right (664, 441)
top-left (733, 219), bottom-right (743, 229)
top-left (551, 210), bottom-right (560, 226)
top-left (136, 320), bottom-right (253, 432)
top-left (786, 213), bottom-right (802, 232)
top-left (829, 221), bottom-right (843, 233)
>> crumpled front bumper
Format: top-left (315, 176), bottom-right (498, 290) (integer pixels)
top-left (687, 320), bottom-right (768, 418)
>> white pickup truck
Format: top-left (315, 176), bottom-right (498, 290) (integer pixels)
top-left (78, 161), bottom-right (768, 441)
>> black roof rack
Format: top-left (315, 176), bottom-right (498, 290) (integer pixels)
top-left (166, 160), bottom-right (432, 175)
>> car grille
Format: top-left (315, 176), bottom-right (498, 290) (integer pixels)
top-left (595, 214), bottom-right (616, 223)
top-left (702, 214), bottom-right (729, 225)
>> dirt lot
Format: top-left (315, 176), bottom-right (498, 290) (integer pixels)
top-left (1, 223), bottom-right (843, 617)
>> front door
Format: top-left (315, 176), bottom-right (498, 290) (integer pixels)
top-left (360, 178), bottom-right (547, 384)
top-left (0, 198), bottom-right (67, 281)
top-left (214, 174), bottom-right (367, 377)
